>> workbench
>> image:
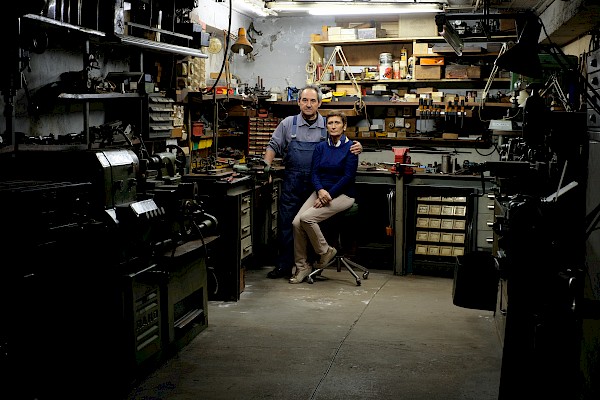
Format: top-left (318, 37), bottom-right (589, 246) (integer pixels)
top-left (353, 169), bottom-right (494, 276)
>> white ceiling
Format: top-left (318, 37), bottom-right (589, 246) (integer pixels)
top-left (263, 0), bottom-right (546, 13)
top-left (259, 1), bottom-right (598, 46)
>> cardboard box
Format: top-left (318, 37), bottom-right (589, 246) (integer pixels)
top-left (413, 42), bottom-right (430, 55)
top-left (414, 42), bottom-right (441, 55)
top-left (357, 28), bottom-right (386, 39)
top-left (336, 83), bottom-right (360, 96)
top-left (328, 26), bottom-right (342, 37)
top-left (398, 14), bottom-right (438, 38)
top-left (414, 65), bottom-right (442, 80)
top-left (341, 28), bottom-right (357, 36)
top-left (445, 65), bottom-right (481, 79)
top-left (443, 133), bottom-right (459, 139)
top-left (171, 127), bottom-right (183, 138)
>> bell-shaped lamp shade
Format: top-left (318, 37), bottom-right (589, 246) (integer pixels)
top-left (495, 15), bottom-right (543, 78)
top-left (231, 28), bottom-right (253, 56)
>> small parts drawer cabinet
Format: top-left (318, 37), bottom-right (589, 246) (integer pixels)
top-left (414, 195), bottom-right (468, 259)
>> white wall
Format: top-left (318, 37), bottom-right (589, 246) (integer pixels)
top-left (231, 16), bottom-right (334, 92)
top-left (220, 14), bottom-right (497, 165)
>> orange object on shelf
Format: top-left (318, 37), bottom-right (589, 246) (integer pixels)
top-left (192, 122), bottom-right (204, 137)
top-left (419, 57), bottom-right (445, 65)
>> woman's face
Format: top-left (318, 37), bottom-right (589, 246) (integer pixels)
top-left (327, 116), bottom-right (345, 137)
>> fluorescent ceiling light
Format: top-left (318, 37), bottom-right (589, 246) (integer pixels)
top-left (268, 1), bottom-right (445, 16)
top-left (235, 0), bottom-right (277, 17)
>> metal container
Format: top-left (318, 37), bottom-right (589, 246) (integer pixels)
top-left (441, 154), bottom-right (452, 173)
top-left (379, 53), bottom-right (393, 80)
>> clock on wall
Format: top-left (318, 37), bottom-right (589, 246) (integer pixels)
top-left (208, 37), bottom-right (223, 54)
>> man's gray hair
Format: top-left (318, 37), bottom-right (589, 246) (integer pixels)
top-left (299, 84), bottom-right (323, 102)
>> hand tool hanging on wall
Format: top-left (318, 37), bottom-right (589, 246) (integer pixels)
top-left (386, 189), bottom-right (395, 236)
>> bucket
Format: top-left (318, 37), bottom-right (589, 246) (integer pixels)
top-left (453, 251), bottom-right (499, 311)
top-left (379, 53), bottom-right (393, 80)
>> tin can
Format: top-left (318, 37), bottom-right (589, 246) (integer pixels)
top-left (379, 53), bottom-right (393, 80)
top-left (393, 61), bottom-right (400, 79)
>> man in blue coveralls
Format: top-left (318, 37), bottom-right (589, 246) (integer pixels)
top-left (263, 84), bottom-right (363, 279)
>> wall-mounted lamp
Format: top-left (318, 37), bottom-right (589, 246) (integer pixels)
top-left (435, 14), bottom-right (463, 56)
top-left (494, 14), bottom-right (543, 78)
top-left (231, 28), bottom-right (254, 56)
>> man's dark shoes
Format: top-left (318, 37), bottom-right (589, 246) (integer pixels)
top-left (267, 268), bottom-right (292, 279)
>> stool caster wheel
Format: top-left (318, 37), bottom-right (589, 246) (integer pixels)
top-left (356, 279), bottom-right (361, 286)
top-left (363, 271), bottom-right (369, 279)
top-left (307, 276), bottom-right (315, 284)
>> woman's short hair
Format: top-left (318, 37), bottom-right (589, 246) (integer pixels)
top-left (326, 110), bottom-right (347, 126)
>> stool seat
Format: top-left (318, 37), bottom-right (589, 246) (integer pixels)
top-left (307, 202), bottom-right (369, 286)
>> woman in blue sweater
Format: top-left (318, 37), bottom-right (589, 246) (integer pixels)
top-left (290, 111), bottom-right (359, 284)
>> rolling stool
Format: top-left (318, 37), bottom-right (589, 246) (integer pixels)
top-left (307, 203), bottom-right (369, 286)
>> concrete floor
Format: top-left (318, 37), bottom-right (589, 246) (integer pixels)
top-left (125, 266), bottom-right (503, 400)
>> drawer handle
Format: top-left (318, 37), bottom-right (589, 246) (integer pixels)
top-left (242, 226), bottom-right (250, 233)
top-left (486, 237), bottom-right (494, 243)
top-left (487, 194), bottom-right (495, 199)
top-left (242, 209), bottom-right (249, 215)
top-left (486, 221), bottom-right (494, 227)
top-left (487, 204), bottom-right (495, 210)
top-left (243, 245), bottom-right (252, 252)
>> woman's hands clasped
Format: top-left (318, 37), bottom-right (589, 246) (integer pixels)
top-left (314, 189), bottom-right (332, 208)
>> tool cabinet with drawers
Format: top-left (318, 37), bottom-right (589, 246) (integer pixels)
top-left (475, 191), bottom-right (496, 251)
top-left (414, 195), bottom-right (468, 259)
top-left (405, 185), bottom-right (476, 276)
top-left (183, 175), bottom-right (253, 301)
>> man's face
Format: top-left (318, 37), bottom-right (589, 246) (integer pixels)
top-left (298, 88), bottom-right (321, 119)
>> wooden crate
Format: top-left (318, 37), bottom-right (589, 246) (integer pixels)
top-left (414, 65), bottom-right (442, 80)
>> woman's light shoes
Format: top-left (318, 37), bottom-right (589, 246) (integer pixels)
top-left (317, 246), bottom-right (337, 268)
top-left (289, 267), bottom-right (312, 284)
top-left (289, 247), bottom-right (337, 284)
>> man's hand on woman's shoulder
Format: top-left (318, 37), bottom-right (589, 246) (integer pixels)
top-left (350, 140), bottom-right (363, 155)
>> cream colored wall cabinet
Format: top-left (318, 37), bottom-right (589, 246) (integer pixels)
top-left (309, 38), bottom-right (510, 90)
